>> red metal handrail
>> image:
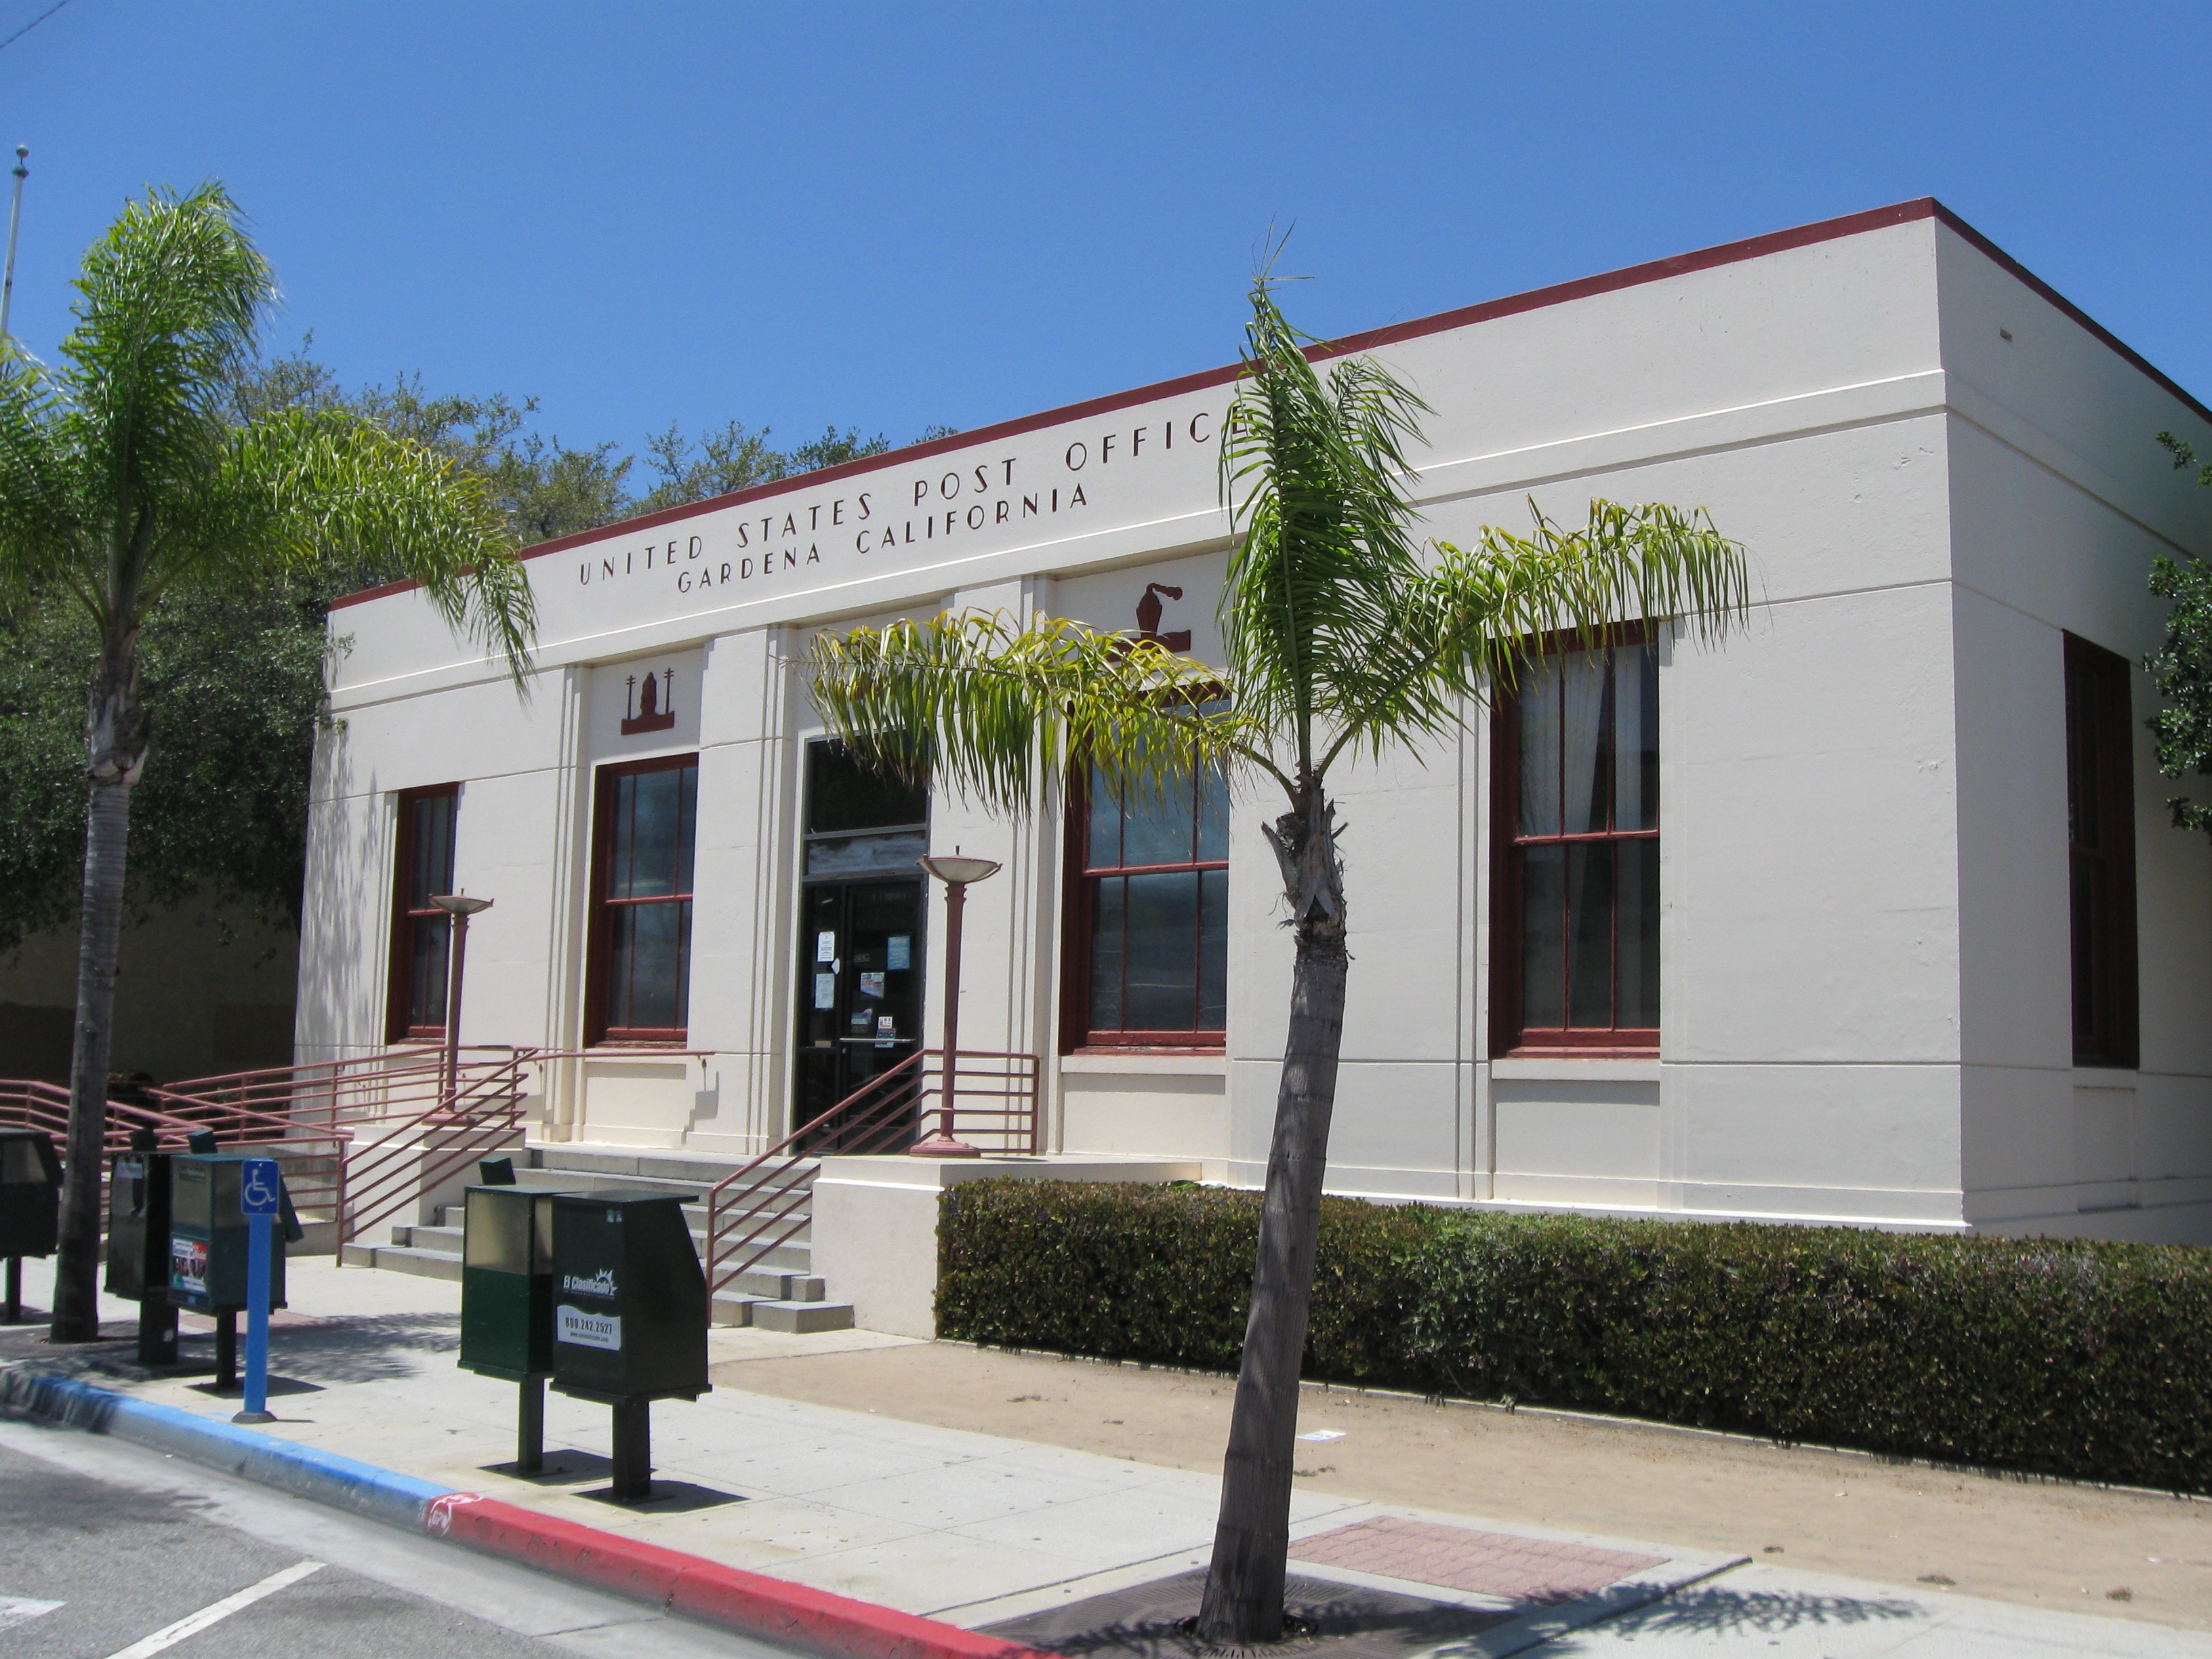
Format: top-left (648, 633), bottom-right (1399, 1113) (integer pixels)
top-left (703, 1046), bottom-right (1040, 1297)
top-left (154, 1044), bottom-right (533, 1130)
top-left (20, 1044), bottom-right (541, 1254)
top-left (0, 1077), bottom-right (352, 1226)
top-left (307, 1051), bottom-right (535, 1252)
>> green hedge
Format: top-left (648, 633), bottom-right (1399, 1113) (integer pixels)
top-left (936, 1180), bottom-right (2212, 1492)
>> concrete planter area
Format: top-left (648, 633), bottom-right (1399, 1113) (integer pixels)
top-left (809, 1155), bottom-right (1202, 1338)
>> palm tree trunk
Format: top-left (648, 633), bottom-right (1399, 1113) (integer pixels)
top-left (50, 651), bottom-right (144, 1343)
top-left (1197, 787), bottom-right (1348, 1645)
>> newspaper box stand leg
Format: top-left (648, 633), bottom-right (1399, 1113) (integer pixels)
top-left (0, 1128), bottom-right (62, 1324)
top-left (548, 1191), bottom-right (710, 1503)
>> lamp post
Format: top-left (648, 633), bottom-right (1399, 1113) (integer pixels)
top-left (912, 853), bottom-right (1000, 1158)
top-left (428, 893), bottom-right (494, 1111)
top-left (1, 146), bottom-right (27, 342)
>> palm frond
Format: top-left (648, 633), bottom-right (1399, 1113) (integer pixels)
top-left (1218, 277), bottom-right (1432, 779)
top-left (59, 183), bottom-right (274, 621)
top-left (0, 346), bottom-right (77, 611)
top-left (1316, 498), bottom-right (1751, 773)
top-left (201, 408), bottom-right (533, 678)
top-left (802, 611), bottom-right (1256, 817)
top-left (805, 269), bottom-right (1746, 821)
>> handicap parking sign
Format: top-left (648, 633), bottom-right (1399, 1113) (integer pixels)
top-left (240, 1158), bottom-right (281, 1216)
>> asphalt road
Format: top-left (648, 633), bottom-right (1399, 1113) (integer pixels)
top-left (0, 1416), bottom-right (790, 1659)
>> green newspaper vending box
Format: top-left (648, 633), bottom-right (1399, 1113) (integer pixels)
top-left (461, 1184), bottom-right (567, 1381)
top-left (169, 1152), bottom-right (291, 1314)
top-left (460, 1179), bottom-right (584, 1473)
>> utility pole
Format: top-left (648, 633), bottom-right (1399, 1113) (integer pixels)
top-left (1, 145), bottom-right (28, 340)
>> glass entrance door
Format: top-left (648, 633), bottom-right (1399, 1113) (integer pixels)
top-left (796, 879), bottom-right (924, 1147)
top-left (792, 740), bottom-right (930, 1150)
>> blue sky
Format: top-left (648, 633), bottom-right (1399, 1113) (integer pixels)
top-left (1, 1), bottom-right (2207, 466)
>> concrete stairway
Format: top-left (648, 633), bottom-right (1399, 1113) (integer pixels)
top-left (337, 1142), bottom-right (855, 1332)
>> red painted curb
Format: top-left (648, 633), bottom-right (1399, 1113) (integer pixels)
top-left (424, 1494), bottom-right (1049, 1659)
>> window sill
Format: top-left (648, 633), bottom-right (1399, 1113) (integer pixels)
top-left (1062, 1051), bottom-right (1229, 1078)
top-left (1492, 1054), bottom-right (1660, 1083)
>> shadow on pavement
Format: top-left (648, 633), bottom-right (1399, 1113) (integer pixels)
top-left (578, 1479), bottom-right (746, 1513)
top-left (485, 1448), bottom-right (612, 1485)
top-left (1545, 1580), bottom-right (1925, 1645)
top-left (983, 1569), bottom-right (1510, 1659)
top-left (187, 1374), bottom-right (325, 1399)
top-left (5, 1310), bottom-right (459, 1389)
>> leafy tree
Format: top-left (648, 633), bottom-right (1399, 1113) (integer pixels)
top-left (0, 579), bottom-right (329, 956)
top-left (803, 274), bottom-right (1748, 1641)
top-left (636, 420), bottom-right (947, 516)
top-left (788, 424), bottom-right (892, 473)
top-left (0, 184), bottom-right (537, 1343)
top-left (2153, 434), bottom-right (2212, 838)
top-left (638, 419), bottom-right (783, 515)
top-left (1, 335), bottom-right (954, 975)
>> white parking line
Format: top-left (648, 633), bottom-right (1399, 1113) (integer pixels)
top-left (102, 1559), bottom-right (325, 1659)
top-left (0, 1593), bottom-right (64, 1633)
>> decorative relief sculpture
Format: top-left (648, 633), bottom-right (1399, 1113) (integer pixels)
top-left (620, 670), bottom-right (677, 735)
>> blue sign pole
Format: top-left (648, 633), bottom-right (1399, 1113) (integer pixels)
top-left (233, 1158), bottom-right (280, 1425)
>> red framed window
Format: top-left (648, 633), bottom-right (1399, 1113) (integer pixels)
top-left (586, 754), bottom-right (698, 1045)
top-left (1062, 722), bottom-right (1229, 1050)
top-left (2065, 633), bottom-right (2139, 1068)
top-left (386, 784), bottom-right (459, 1042)
top-left (1493, 633), bottom-right (1659, 1055)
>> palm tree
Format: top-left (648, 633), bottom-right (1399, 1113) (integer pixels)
top-left (804, 274), bottom-right (1750, 1643)
top-left (0, 184), bottom-right (535, 1343)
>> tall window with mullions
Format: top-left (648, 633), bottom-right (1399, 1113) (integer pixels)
top-left (386, 784), bottom-right (459, 1042)
top-left (586, 755), bottom-right (698, 1044)
top-left (1494, 635), bottom-right (1660, 1054)
top-left (1063, 714), bottom-right (1229, 1049)
top-left (2064, 632), bottom-right (2138, 1067)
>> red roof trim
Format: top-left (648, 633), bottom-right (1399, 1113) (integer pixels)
top-left (1924, 202), bottom-right (2212, 428)
top-left (329, 197), bottom-right (2195, 613)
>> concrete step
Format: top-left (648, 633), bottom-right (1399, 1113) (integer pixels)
top-left (417, 1209), bottom-right (817, 1275)
top-left (429, 1202), bottom-right (811, 1248)
top-left (340, 1242), bottom-right (462, 1280)
top-left (344, 1141), bottom-right (848, 1324)
top-left (728, 1267), bottom-right (825, 1302)
top-left (712, 1292), bottom-right (766, 1328)
top-left (707, 1211), bottom-right (812, 1243)
top-left (509, 1168), bottom-right (708, 1201)
top-left (726, 1240), bottom-right (816, 1274)
top-left (750, 1299), bottom-right (854, 1334)
top-left (525, 1144), bottom-right (764, 1184)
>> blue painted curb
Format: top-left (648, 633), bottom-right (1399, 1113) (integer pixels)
top-left (0, 1368), bottom-right (455, 1530)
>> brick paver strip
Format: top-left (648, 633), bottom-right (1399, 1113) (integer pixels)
top-left (1290, 1515), bottom-right (1666, 1601)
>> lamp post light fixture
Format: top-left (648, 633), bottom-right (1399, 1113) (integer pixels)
top-left (912, 853), bottom-right (1001, 1158)
top-left (428, 893), bottom-right (494, 1110)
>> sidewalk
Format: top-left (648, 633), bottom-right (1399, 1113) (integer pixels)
top-left (6, 1254), bottom-right (2210, 1658)
top-left (712, 1336), bottom-right (2212, 1632)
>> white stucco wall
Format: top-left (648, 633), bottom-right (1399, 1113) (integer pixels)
top-left (296, 201), bottom-right (2212, 1240)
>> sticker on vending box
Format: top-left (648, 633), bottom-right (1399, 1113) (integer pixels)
top-left (556, 1304), bottom-right (621, 1351)
top-left (170, 1235), bottom-right (207, 1295)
